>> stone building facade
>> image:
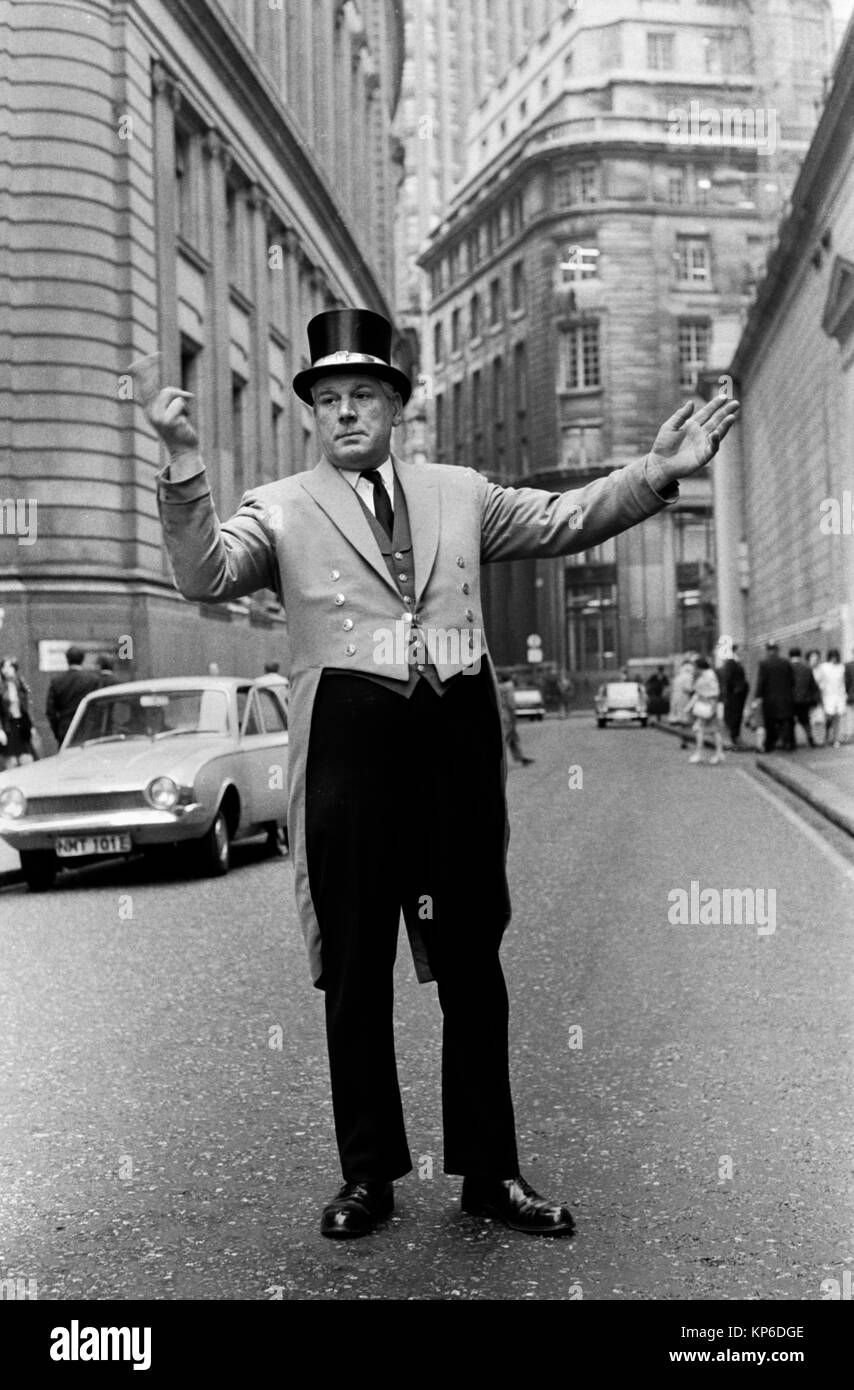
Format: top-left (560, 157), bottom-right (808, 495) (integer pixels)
top-left (0, 0), bottom-right (406, 734)
top-left (714, 11), bottom-right (854, 673)
top-left (418, 0), bottom-right (838, 690)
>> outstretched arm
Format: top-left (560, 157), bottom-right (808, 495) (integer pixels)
top-left (480, 393), bottom-right (739, 564)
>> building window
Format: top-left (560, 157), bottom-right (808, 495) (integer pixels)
top-left (489, 277), bottom-right (503, 325)
top-left (231, 372), bottom-right (248, 500)
top-left (540, 75), bottom-right (550, 100)
top-left (431, 264), bottom-right (443, 298)
top-left (675, 236), bottom-right (711, 284)
top-left (511, 260), bottom-right (525, 312)
top-left (703, 32), bottom-right (730, 74)
top-left (452, 380), bottom-right (464, 463)
top-left (667, 168), bottom-right (686, 205)
top-left (647, 31), bottom-right (675, 69)
top-left (560, 322), bottom-right (601, 390)
top-left (579, 164), bottom-right (598, 204)
top-left (566, 580), bottom-right (619, 673)
top-left (451, 307), bottom-right (461, 354)
top-left (564, 51), bottom-right (574, 77)
top-left (492, 355), bottom-right (504, 424)
top-left (508, 193), bottom-right (524, 235)
top-left (472, 369), bottom-right (483, 464)
top-left (555, 164), bottom-right (598, 207)
top-left (561, 423), bottom-right (603, 469)
top-left (434, 320), bottom-right (444, 365)
top-left (678, 320), bottom-right (711, 389)
top-left (514, 341), bottom-right (528, 416)
top-left (435, 392), bottom-right (445, 458)
top-left (271, 402), bottom-right (284, 479)
top-left (174, 126), bottom-right (195, 243)
top-left (561, 242), bottom-right (599, 283)
top-left (519, 98), bottom-right (527, 119)
top-left (470, 292), bottom-right (481, 340)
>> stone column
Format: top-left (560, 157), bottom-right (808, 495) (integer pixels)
top-left (248, 183), bottom-right (273, 489)
top-left (151, 61), bottom-right (181, 383)
top-left (284, 229), bottom-right (304, 470)
top-left (711, 402), bottom-right (747, 647)
top-left (202, 128), bottom-right (234, 511)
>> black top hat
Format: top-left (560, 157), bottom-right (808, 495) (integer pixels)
top-left (292, 308), bottom-right (411, 406)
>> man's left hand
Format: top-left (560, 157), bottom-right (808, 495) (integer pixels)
top-left (649, 393), bottom-right (740, 485)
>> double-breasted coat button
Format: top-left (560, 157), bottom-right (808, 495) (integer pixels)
top-left (456, 556), bottom-right (465, 567)
top-left (402, 612), bottom-right (413, 623)
top-left (345, 644), bottom-right (356, 656)
top-left (393, 551), bottom-right (404, 560)
top-left (398, 572), bottom-right (408, 582)
top-left (465, 608), bottom-right (474, 621)
top-left (330, 569), bottom-right (340, 580)
top-left (343, 619), bottom-right (354, 631)
top-left (334, 593), bottom-right (346, 605)
top-left (461, 582), bottom-right (470, 594)
top-left (404, 595), bottom-right (412, 606)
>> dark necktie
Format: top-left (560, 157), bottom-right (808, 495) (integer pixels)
top-left (360, 467), bottom-right (394, 541)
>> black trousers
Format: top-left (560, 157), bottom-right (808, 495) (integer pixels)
top-left (305, 666), bottom-right (519, 1183)
top-left (723, 691), bottom-right (747, 744)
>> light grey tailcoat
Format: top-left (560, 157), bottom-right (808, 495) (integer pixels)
top-left (157, 451), bottom-right (676, 986)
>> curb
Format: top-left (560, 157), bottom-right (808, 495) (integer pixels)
top-left (755, 755), bottom-right (854, 839)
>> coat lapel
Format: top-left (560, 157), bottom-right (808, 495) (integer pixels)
top-left (299, 456), bottom-right (398, 594)
top-left (393, 455), bottom-right (439, 603)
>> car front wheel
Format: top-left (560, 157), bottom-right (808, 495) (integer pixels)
top-left (196, 806), bottom-right (230, 877)
top-left (596, 718), bottom-right (606, 728)
top-left (20, 849), bottom-right (58, 892)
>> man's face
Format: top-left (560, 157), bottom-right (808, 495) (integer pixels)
top-left (312, 374), bottom-right (401, 471)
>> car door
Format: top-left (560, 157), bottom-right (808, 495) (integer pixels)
top-left (251, 686), bottom-right (290, 824)
top-left (235, 687), bottom-right (273, 829)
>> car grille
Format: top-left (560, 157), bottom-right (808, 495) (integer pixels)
top-left (25, 792), bottom-right (149, 817)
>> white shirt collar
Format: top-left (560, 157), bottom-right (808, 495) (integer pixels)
top-left (341, 456), bottom-right (394, 492)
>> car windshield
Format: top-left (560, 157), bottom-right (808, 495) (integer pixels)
top-left (68, 689), bottom-right (229, 747)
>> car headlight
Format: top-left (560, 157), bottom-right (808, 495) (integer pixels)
top-left (145, 776), bottom-right (180, 810)
top-left (0, 787), bottom-right (26, 819)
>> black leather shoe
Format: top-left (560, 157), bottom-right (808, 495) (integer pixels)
top-left (320, 1180), bottom-right (394, 1239)
top-left (461, 1174), bottom-right (575, 1236)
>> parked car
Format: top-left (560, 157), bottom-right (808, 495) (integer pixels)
top-left (595, 681), bottom-right (648, 728)
top-left (0, 677), bottom-right (289, 890)
top-left (513, 687), bottom-right (546, 721)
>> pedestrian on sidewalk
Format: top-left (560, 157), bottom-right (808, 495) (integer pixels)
top-left (789, 647), bottom-right (820, 748)
top-left (135, 305), bottom-right (739, 1243)
top-left (668, 656), bottom-right (696, 748)
top-left (754, 641), bottom-right (795, 752)
top-left (0, 657), bottom-right (36, 768)
top-left (45, 646), bottom-right (102, 749)
top-left (718, 642), bottom-right (749, 748)
top-left (644, 665), bottom-right (670, 723)
top-left (687, 656), bottom-right (725, 765)
top-left (496, 670), bottom-right (534, 765)
top-left (816, 648), bottom-right (847, 748)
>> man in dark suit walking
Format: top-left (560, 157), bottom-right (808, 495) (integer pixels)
top-left (135, 309), bottom-right (739, 1241)
top-left (718, 642), bottom-right (749, 747)
top-left (754, 641), bottom-right (795, 752)
top-left (45, 646), bottom-right (103, 747)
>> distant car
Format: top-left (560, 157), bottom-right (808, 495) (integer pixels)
top-left (595, 681), bottom-right (648, 728)
top-left (0, 677), bottom-right (289, 891)
top-left (513, 687), bottom-right (546, 721)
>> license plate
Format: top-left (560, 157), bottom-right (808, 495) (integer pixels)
top-left (55, 833), bottom-right (132, 858)
top-left (611, 709), bottom-right (633, 719)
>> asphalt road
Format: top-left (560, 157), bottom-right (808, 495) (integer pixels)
top-left (1, 719), bottom-right (852, 1301)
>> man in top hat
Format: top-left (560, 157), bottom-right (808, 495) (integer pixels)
top-left (136, 308), bottom-right (738, 1240)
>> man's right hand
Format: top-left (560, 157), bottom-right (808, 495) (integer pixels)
top-left (128, 352), bottom-right (198, 454)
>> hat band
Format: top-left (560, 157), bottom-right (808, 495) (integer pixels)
top-left (312, 351), bottom-right (389, 368)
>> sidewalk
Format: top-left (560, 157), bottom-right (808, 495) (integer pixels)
top-left (654, 719), bottom-right (854, 840)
